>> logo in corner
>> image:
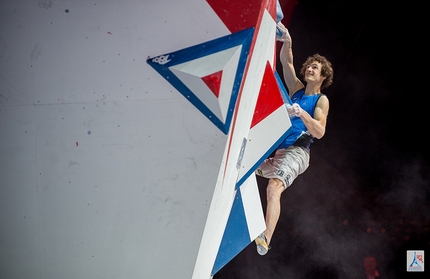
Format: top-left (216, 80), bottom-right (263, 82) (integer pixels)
top-left (407, 250), bottom-right (424, 272)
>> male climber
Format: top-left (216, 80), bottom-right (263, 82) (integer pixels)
top-left (254, 21), bottom-right (334, 255)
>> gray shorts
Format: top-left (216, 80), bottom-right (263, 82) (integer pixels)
top-left (255, 146), bottom-right (310, 189)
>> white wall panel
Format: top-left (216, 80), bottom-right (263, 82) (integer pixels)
top-left (0, 0), bottom-right (229, 278)
top-left (0, 105), bottom-right (40, 278)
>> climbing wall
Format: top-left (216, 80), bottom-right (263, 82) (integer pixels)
top-left (0, 1), bottom-right (293, 278)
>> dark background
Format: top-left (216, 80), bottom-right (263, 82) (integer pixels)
top-left (215, 0), bottom-right (428, 278)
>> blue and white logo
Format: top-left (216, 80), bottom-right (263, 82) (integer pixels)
top-left (407, 250), bottom-right (424, 272)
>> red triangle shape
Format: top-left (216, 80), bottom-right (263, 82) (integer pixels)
top-left (202, 70), bottom-right (223, 98)
top-left (251, 62), bottom-right (284, 128)
top-left (206, 0), bottom-right (264, 33)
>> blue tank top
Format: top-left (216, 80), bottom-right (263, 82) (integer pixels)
top-left (278, 89), bottom-right (323, 150)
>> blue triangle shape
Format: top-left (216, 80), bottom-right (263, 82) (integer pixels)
top-left (147, 28), bottom-right (254, 134)
top-left (211, 189), bottom-right (250, 275)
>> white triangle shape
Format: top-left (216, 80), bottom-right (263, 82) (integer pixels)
top-left (170, 45), bottom-right (242, 123)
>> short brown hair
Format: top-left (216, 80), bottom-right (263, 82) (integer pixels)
top-left (299, 53), bottom-right (334, 89)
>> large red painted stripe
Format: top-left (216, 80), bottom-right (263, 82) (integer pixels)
top-left (206, 0), bottom-right (277, 33)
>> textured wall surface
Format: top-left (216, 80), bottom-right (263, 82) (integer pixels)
top-left (0, 0), bottom-right (290, 278)
top-left (0, 1), bottom-right (228, 278)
